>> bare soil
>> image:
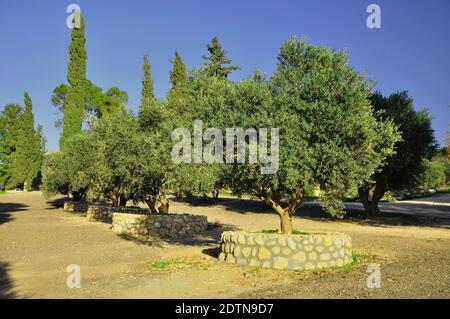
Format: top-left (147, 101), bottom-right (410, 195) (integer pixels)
top-left (0, 192), bottom-right (449, 298)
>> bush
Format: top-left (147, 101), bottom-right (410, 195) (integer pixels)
top-left (41, 151), bottom-right (70, 198)
top-left (419, 159), bottom-right (446, 189)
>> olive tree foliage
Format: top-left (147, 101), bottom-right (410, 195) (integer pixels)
top-left (42, 108), bottom-right (173, 212)
top-left (41, 133), bottom-right (96, 200)
top-left (41, 151), bottom-right (70, 198)
top-left (138, 100), bottom-right (176, 213)
top-left (167, 69), bottom-right (234, 201)
top-left (358, 91), bottom-right (436, 217)
top-left (221, 37), bottom-right (399, 233)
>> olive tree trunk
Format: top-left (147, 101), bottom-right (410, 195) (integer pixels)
top-left (145, 191), bottom-right (169, 214)
top-left (358, 181), bottom-right (386, 218)
top-left (262, 190), bottom-right (301, 234)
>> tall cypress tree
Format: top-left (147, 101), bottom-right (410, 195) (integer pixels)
top-left (13, 92), bottom-right (42, 191)
top-left (203, 36), bottom-right (239, 79)
top-left (139, 54), bottom-right (155, 113)
top-left (0, 103), bottom-right (22, 188)
top-left (170, 51), bottom-right (187, 89)
top-left (60, 12), bottom-right (87, 151)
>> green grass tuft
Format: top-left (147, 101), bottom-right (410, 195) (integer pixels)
top-left (150, 261), bottom-right (171, 269)
top-left (291, 229), bottom-right (310, 235)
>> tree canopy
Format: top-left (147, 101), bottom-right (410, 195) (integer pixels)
top-left (358, 91), bottom-right (436, 216)
top-left (220, 37), bottom-right (399, 233)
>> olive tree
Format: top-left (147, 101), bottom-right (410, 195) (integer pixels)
top-left (358, 91), bottom-right (435, 217)
top-left (167, 68), bottom-right (235, 201)
top-left (223, 37), bottom-right (399, 233)
top-left (138, 100), bottom-right (176, 213)
top-left (41, 133), bottom-right (96, 200)
top-left (41, 151), bottom-right (70, 198)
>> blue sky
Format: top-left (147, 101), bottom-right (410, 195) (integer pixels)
top-left (1, 0), bottom-right (449, 151)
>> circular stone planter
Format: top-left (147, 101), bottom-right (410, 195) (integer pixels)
top-left (219, 231), bottom-right (352, 271)
top-left (112, 212), bottom-right (207, 239)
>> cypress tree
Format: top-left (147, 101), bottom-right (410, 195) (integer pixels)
top-left (13, 92), bottom-right (42, 191)
top-left (170, 51), bottom-right (187, 89)
top-left (0, 103), bottom-right (22, 188)
top-left (203, 36), bottom-right (239, 79)
top-left (60, 12), bottom-right (87, 151)
top-left (139, 54), bottom-right (155, 113)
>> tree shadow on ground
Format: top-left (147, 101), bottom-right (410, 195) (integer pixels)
top-left (0, 262), bottom-right (16, 299)
top-left (296, 203), bottom-right (450, 229)
top-left (200, 197), bottom-right (450, 229)
top-left (0, 202), bottom-right (29, 226)
top-left (117, 221), bottom-right (238, 248)
top-left (45, 197), bottom-right (68, 210)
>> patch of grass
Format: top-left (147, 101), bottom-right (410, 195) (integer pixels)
top-left (339, 251), bottom-right (379, 272)
top-left (149, 257), bottom-right (213, 271)
top-left (291, 229), bottom-right (310, 235)
top-left (0, 191), bottom-right (6, 195)
top-left (340, 251), bottom-right (360, 271)
top-left (150, 261), bottom-right (172, 269)
top-left (261, 229), bottom-right (310, 235)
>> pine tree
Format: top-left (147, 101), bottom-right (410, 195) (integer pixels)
top-left (203, 36), bottom-right (239, 79)
top-left (139, 54), bottom-right (155, 113)
top-left (13, 92), bottom-right (42, 191)
top-left (60, 12), bottom-right (87, 151)
top-left (170, 51), bottom-right (187, 89)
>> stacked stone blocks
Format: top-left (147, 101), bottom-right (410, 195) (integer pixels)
top-left (112, 212), bottom-right (207, 239)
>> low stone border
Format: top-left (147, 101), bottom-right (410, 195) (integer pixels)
top-left (63, 201), bottom-right (89, 214)
top-left (219, 231), bottom-right (352, 271)
top-left (86, 204), bottom-right (149, 223)
top-left (112, 212), bottom-right (207, 239)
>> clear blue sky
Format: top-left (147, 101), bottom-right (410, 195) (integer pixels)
top-left (1, 0), bottom-right (449, 151)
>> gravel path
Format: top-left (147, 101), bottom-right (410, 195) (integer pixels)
top-left (0, 192), bottom-right (449, 298)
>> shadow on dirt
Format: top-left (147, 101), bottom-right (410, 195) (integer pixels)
top-left (181, 196), bottom-right (450, 230)
top-left (45, 197), bottom-right (68, 210)
top-left (117, 221), bottom-right (238, 248)
top-left (0, 202), bottom-right (29, 226)
top-left (0, 262), bottom-right (16, 299)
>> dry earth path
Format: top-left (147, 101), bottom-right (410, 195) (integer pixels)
top-left (0, 192), bottom-right (449, 298)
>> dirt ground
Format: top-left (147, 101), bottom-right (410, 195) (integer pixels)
top-left (0, 192), bottom-right (449, 298)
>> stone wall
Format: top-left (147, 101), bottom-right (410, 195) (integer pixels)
top-left (86, 204), bottom-right (149, 223)
top-left (112, 212), bottom-right (207, 239)
top-left (219, 231), bottom-right (352, 271)
top-left (63, 201), bottom-right (89, 214)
